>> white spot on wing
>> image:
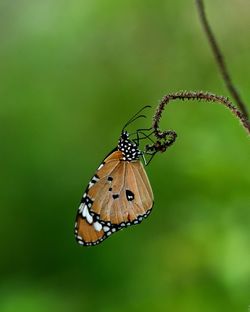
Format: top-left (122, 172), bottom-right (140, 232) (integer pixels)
top-left (93, 221), bottom-right (102, 232)
top-left (88, 181), bottom-right (94, 188)
top-left (98, 163), bottom-right (104, 170)
top-left (82, 205), bottom-right (88, 217)
top-left (81, 204), bottom-right (93, 224)
top-left (88, 175), bottom-right (99, 188)
top-left (103, 226), bottom-right (110, 232)
top-left (93, 175), bottom-right (99, 182)
top-left (78, 203), bottom-right (84, 213)
top-left (86, 209), bottom-right (93, 224)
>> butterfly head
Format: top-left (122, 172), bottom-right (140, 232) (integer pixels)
top-left (118, 130), bottom-right (141, 161)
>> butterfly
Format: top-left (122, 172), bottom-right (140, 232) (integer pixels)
top-left (74, 107), bottom-right (155, 246)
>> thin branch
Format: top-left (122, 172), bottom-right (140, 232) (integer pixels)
top-left (196, 0), bottom-right (249, 119)
top-left (152, 91), bottom-right (250, 141)
top-left (144, 129), bottom-right (177, 153)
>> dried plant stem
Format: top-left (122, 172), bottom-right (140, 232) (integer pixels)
top-left (152, 91), bottom-right (250, 138)
top-left (196, 0), bottom-right (249, 119)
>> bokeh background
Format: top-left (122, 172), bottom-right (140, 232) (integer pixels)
top-left (0, 0), bottom-right (249, 311)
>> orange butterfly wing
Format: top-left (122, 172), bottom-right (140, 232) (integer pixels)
top-left (75, 150), bottom-right (154, 246)
top-left (90, 159), bottom-right (153, 223)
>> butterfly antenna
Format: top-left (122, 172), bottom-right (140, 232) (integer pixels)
top-left (122, 105), bottom-right (151, 131)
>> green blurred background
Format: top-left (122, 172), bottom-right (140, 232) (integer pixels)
top-left (0, 0), bottom-right (249, 311)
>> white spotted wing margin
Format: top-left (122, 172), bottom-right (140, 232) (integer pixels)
top-left (74, 148), bottom-right (118, 246)
top-left (75, 209), bottom-right (153, 247)
top-left (74, 149), bottom-right (154, 246)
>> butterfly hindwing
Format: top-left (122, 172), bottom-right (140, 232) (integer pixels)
top-left (75, 150), bottom-right (123, 246)
top-left (75, 217), bottom-right (106, 246)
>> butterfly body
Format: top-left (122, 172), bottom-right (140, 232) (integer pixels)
top-left (75, 130), bottom-right (154, 246)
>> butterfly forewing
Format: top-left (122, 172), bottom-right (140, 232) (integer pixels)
top-left (126, 161), bottom-right (153, 214)
top-left (90, 155), bottom-right (153, 224)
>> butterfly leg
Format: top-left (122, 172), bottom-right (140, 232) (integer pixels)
top-left (131, 128), bottom-right (154, 146)
top-left (141, 150), bottom-right (157, 166)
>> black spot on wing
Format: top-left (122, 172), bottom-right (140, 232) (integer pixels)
top-left (126, 190), bottom-right (135, 201)
top-left (112, 194), bottom-right (119, 199)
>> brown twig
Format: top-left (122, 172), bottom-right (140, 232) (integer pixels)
top-left (145, 129), bottom-right (177, 152)
top-left (196, 0), bottom-right (249, 119)
top-left (152, 91), bottom-right (250, 142)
